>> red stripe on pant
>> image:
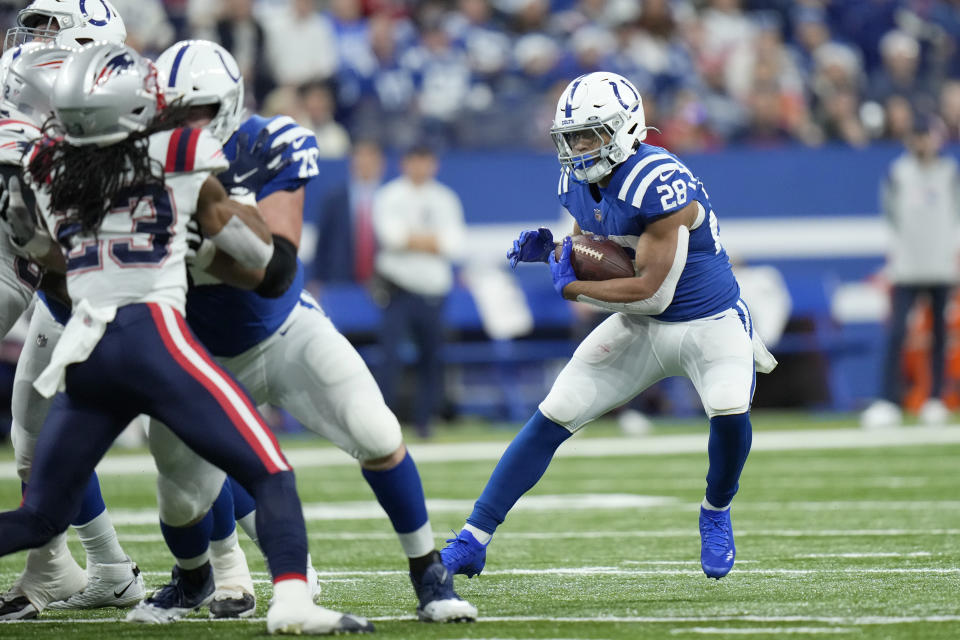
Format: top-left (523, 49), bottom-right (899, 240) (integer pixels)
top-left (147, 303), bottom-right (285, 474)
top-left (167, 308), bottom-right (288, 464)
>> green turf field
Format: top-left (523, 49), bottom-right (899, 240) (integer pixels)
top-left (1, 412), bottom-right (959, 639)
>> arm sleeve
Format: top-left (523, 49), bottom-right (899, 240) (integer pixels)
top-left (575, 225), bottom-right (689, 316)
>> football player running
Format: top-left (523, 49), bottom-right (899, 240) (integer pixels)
top-left (136, 39), bottom-right (477, 624)
top-left (0, 0), bottom-right (146, 618)
top-left (0, 41), bottom-right (373, 635)
top-left (442, 72), bottom-right (776, 582)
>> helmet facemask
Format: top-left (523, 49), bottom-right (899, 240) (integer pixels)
top-left (551, 111), bottom-right (634, 184)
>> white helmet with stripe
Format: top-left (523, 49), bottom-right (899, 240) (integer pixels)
top-left (550, 71), bottom-right (647, 183)
top-left (155, 40), bottom-right (245, 145)
top-left (4, 0), bottom-right (126, 52)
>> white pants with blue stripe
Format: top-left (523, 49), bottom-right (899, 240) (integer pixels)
top-left (540, 303), bottom-right (756, 432)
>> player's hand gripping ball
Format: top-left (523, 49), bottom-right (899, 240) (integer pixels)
top-left (554, 234), bottom-right (635, 281)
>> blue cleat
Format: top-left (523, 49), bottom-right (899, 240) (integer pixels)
top-left (410, 555), bottom-right (477, 622)
top-left (440, 530), bottom-right (488, 578)
top-left (126, 564), bottom-right (215, 623)
top-left (699, 506), bottom-right (736, 579)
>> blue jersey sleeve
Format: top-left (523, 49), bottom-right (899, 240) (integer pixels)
top-left (226, 115), bottom-right (320, 200)
top-left (617, 152), bottom-right (698, 223)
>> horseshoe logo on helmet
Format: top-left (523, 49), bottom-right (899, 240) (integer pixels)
top-left (78, 0), bottom-right (112, 27)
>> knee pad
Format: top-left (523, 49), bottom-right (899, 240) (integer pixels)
top-left (704, 380), bottom-right (750, 417)
top-left (539, 375), bottom-right (597, 432)
top-left (345, 398), bottom-right (403, 461)
top-left (156, 466), bottom-right (225, 526)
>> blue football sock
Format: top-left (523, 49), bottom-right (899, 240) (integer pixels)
top-left (70, 472), bottom-right (106, 527)
top-left (361, 450), bottom-right (428, 534)
top-left (210, 479), bottom-right (237, 542)
top-left (229, 476), bottom-right (256, 520)
top-left (705, 412), bottom-right (753, 509)
top-left (467, 410), bottom-right (571, 535)
top-left (161, 510), bottom-right (213, 563)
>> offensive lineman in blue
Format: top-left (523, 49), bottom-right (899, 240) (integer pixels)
top-left (442, 72), bottom-right (776, 582)
top-left (132, 41), bottom-right (476, 624)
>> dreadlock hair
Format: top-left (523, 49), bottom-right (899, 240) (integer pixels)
top-left (26, 104), bottom-right (193, 237)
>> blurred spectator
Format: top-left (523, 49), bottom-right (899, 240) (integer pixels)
top-left (868, 30), bottom-right (934, 111)
top-left (791, 4), bottom-right (831, 74)
top-left (939, 80), bottom-right (960, 141)
top-left (261, 85), bottom-right (309, 121)
top-left (264, 0), bottom-right (338, 87)
top-left (445, 0), bottom-right (512, 80)
top-left (658, 88), bottom-right (722, 152)
top-left (299, 81), bottom-right (351, 157)
top-left (200, 0), bottom-right (275, 105)
top-left (340, 11), bottom-right (419, 149)
top-left (410, 21), bottom-right (473, 148)
top-left (862, 115), bottom-right (960, 429)
top-left (111, 0), bottom-right (175, 55)
top-left (882, 94), bottom-right (916, 141)
top-left (372, 146), bottom-right (466, 438)
top-left (811, 43), bottom-right (868, 146)
top-left (314, 140), bottom-right (385, 284)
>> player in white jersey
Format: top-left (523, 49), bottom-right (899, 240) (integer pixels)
top-left (0, 41), bottom-right (373, 635)
top-left (0, 39), bottom-right (146, 619)
top-left (136, 39), bottom-right (477, 624)
top-left (442, 72), bottom-right (776, 583)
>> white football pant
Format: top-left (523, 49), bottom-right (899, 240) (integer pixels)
top-left (151, 291), bottom-right (404, 525)
top-left (540, 303), bottom-right (756, 432)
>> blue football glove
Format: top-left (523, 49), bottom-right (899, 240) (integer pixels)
top-left (220, 128), bottom-right (293, 195)
top-left (507, 227), bottom-right (554, 268)
top-left (549, 236), bottom-right (577, 297)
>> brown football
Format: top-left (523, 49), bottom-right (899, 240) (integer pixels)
top-left (555, 235), bottom-right (635, 281)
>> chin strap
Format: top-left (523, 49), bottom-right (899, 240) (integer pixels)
top-left (576, 224), bottom-right (689, 316)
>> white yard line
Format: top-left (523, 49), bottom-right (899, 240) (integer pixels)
top-left (3, 426), bottom-right (959, 479)
top-left (132, 567), bottom-right (960, 578)
top-left (4, 615), bottom-right (960, 625)
top-left (110, 527), bottom-right (960, 542)
top-left (672, 628), bottom-right (858, 635)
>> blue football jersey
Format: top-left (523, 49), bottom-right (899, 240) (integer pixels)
top-left (186, 115), bottom-right (318, 357)
top-left (558, 143), bottom-right (739, 322)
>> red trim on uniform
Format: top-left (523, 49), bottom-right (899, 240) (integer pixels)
top-left (147, 303), bottom-right (286, 474)
top-left (165, 128), bottom-right (182, 173)
top-left (0, 119), bottom-right (36, 128)
top-left (273, 573), bottom-right (307, 584)
top-left (167, 309), bottom-right (288, 464)
top-left (184, 128), bottom-right (201, 172)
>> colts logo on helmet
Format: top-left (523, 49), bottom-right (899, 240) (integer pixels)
top-left (94, 52), bottom-right (134, 88)
top-left (79, 0), bottom-right (112, 27)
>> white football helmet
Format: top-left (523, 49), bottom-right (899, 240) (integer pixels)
top-left (52, 42), bottom-right (165, 146)
top-left (155, 40), bottom-right (245, 144)
top-left (4, 0), bottom-right (126, 52)
top-left (550, 71), bottom-right (647, 183)
top-left (2, 43), bottom-right (77, 123)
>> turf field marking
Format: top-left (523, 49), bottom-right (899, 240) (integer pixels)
top-left (110, 528), bottom-right (960, 543)
top-left (137, 566), bottom-right (960, 578)
top-left (6, 426), bottom-right (960, 479)
top-left (100, 497), bottom-right (960, 526)
top-left (793, 552), bottom-right (933, 559)
top-left (672, 628), bottom-right (857, 635)
top-left (5, 615), bottom-right (960, 625)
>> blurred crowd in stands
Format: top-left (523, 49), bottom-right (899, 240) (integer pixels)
top-left (4, 0), bottom-right (960, 153)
